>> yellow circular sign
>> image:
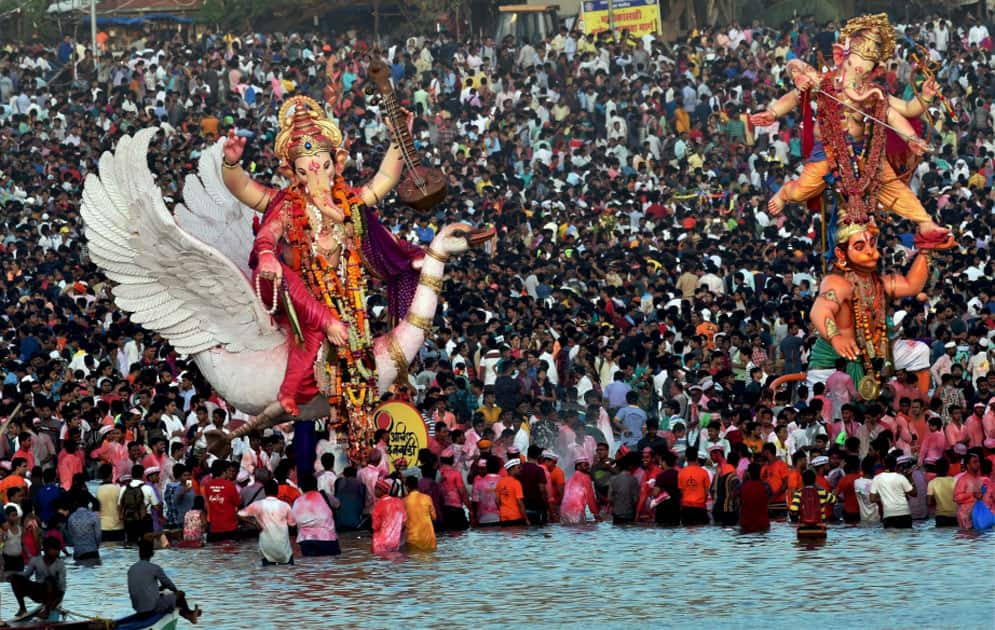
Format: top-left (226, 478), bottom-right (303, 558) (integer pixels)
top-left (373, 401), bottom-right (429, 473)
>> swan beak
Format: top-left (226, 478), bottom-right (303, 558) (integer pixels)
top-left (468, 227), bottom-right (495, 246)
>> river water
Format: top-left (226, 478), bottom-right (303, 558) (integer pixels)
top-left (11, 522), bottom-right (993, 629)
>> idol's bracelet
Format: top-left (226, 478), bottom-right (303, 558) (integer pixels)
top-left (405, 312), bottom-right (434, 333)
top-left (222, 158), bottom-right (241, 170)
top-left (424, 247), bottom-right (449, 264)
top-left (418, 273), bottom-right (444, 293)
top-left (825, 317), bottom-right (842, 339)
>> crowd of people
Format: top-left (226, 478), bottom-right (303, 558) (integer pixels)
top-left (0, 8), bottom-right (993, 616)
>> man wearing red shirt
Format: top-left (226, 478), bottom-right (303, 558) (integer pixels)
top-left (677, 447), bottom-right (711, 525)
top-left (834, 456), bottom-right (863, 524)
top-left (12, 433), bottom-right (35, 471)
top-left (203, 461), bottom-right (241, 542)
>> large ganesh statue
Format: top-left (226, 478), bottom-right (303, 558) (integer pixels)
top-left (81, 96), bottom-right (484, 469)
top-left (749, 13), bottom-right (955, 251)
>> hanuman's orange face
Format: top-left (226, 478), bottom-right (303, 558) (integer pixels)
top-left (837, 229), bottom-right (881, 272)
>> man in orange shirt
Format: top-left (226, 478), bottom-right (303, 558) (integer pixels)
top-left (786, 451), bottom-right (808, 503)
top-left (496, 459), bottom-right (529, 526)
top-left (677, 447), bottom-right (711, 525)
top-left (693, 313), bottom-right (718, 351)
top-left (760, 443), bottom-right (789, 517)
top-left (0, 457), bottom-right (30, 503)
top-left (541, 451), bottom-right (565, 522)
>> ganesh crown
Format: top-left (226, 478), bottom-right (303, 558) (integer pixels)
top-left (274, 96), bottom-right (344, 165)
top-left (840, 13), bottom-right (896, 65)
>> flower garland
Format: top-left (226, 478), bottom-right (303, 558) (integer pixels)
top-left (280, 176), bottom-right (378, 457)
top-left (845, 269), bottom-right (890, 377)
top-left (817, 73), bottom-right (889, 227)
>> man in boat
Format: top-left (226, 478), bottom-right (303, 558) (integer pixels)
top-left (127, 539), bottom-right (202, 624)
top-left (10, 536), bottom-right (66, 622)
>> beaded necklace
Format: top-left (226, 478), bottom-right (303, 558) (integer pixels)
top-left (818, 73), bottom-right (889, 225)
top-left (280, 177), bottom-right (378, 457)
top-left (842, 268), bottom-right (891, 386)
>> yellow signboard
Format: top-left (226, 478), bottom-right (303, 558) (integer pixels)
top-left (581, 0), bottom-right (661, 37)
top-left (373, 401), bottom-right (429, 473)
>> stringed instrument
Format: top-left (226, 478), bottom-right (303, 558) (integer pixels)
top-left (367, 56), bottom-right (447, 211)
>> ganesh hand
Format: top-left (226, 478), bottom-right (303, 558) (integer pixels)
top-left (325, 318), bottom-right (348, 347)
top-left (908, 138), bottom-right (929, 156)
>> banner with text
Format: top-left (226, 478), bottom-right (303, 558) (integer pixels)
top-left (374, 401), bottom-right (429, 473)
top-left (580, 0), bottom-right (661, 37)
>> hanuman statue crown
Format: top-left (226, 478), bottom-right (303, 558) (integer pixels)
top-left (840, 13), bottom-right (896, 65)
top-left (274, 96), bottom-right (344, 166)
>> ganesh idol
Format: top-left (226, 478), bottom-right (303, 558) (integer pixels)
top-left (216, 96), bottom-right (466, 452)
top-left (750, 13), bottom-right (954, 250)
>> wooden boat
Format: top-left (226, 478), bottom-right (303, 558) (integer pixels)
top-left (114, 609), bottom-right (180, 630)
top-left (11, 608), bottom-right (179, 630)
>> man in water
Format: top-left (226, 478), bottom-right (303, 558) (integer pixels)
top-left (237, 480), bottom-right (296, 565)
top-left (372, 479), bottom-right (406, 553)
top-left (127, 539), bottom-right (201, 623)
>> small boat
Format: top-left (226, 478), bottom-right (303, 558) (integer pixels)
top-left (10, 609), bottom-right (179, 630)
top-left (114, 610), bottom-right (180, 630)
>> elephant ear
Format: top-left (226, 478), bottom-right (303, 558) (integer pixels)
top-left (832, 43), bottom-right (845, 69)
top-left (82, 127), bottom-right (286, 356)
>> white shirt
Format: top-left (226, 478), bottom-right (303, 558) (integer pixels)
top-left (117, 480), bottom-right (158, 510)
top-left (869, 471), bottom-right (913, 518)
top-left (853, 477), bottom-right (880, 523)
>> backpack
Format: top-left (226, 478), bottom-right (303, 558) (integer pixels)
top-left (798, 487), bottom-right (822, 526)
top-left (121, 484), bottom-right (148, 523)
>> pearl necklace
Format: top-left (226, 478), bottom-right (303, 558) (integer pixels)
top-left (254, 272), bottom-right (279, 315)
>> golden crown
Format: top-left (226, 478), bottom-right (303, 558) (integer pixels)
top-left (840, 13), bottom-right (896, 65)
top-left (274, 96), bottom-right (343, 165)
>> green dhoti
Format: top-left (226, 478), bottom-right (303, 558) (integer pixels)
top-left (809, 337), bottom-right (865, 384)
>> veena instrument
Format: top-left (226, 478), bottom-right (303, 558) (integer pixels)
top-left (367, 57), bottom-right (447, 211)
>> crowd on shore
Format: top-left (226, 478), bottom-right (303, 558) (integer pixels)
top-left (0, 9), bottom-right (993, 613)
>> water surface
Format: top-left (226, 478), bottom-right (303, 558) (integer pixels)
top-left (19, 522), bottom-right (995, 629)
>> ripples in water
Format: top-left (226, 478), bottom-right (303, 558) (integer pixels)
top-left (13, 521), bottom-right (993, 629)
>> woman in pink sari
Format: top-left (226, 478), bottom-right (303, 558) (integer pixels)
top-left (559, 458), bottom-right (601, 525)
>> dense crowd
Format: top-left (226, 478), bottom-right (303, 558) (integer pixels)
top-left (0, 11), bottom-right (993, 614)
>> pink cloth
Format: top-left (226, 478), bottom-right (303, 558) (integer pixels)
top-left (357, 465), bottom-right (382, 514)
top-left (57, 450), bottom-right (84, 490)
top-left (945, 422), bottom-right (968, 448)
top-left (291, 491), bottom-right (337, 542)
top-left (812, 394), bottom-right (832, 423)
top-left (983, 411), bottom-right (995, 440)
top-left (90, 441), bottom-right (127, 477)
top-left (825, 371), bottom-right (858, 419)
top-left (953, 472), bottom-right (983, 529)
top-left (891, 416), bottom-right (915, 455)
top-left (964, 416), bottom-right (985, 448)
top-left (371, 495), bottom-right (406, 554)
top-left (918, 431), bottom-right (947, 466)
top-left (560, 470), bottom-right (598, 524)
top-left (471, 474), bottom-right (500, 524)
top-left (438, 465), bottom-right (467, 509)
